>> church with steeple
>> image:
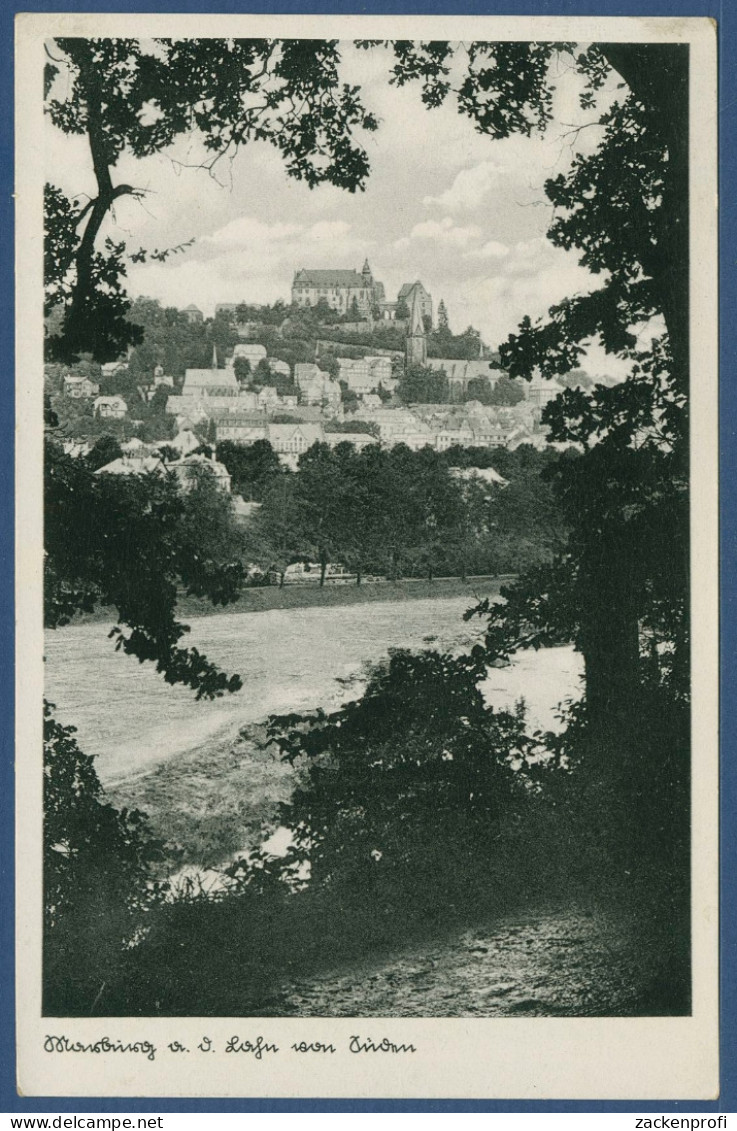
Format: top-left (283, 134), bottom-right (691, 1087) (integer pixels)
top-left (405, 285), bottom-right (428, 367)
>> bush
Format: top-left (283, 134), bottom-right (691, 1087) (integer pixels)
top-left (43, 704), bottom-right (168, 1014)
top-left (266, 648), bottom-right (556, 910)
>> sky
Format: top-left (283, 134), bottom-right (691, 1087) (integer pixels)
top-left (45, 41), bottom-right (627, 375)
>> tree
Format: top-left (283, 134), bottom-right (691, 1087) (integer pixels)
top-left (45, 440), bottom-right (245, 697)
top-left (43, 704), bottom-right (167, 1013)
top-left (328, 445), bottom-right (376, 585)
top-left (254, 358), bottom-right (276, 386)
top-left (339, 380), bottom-right (359, 410)
top-left (85, 433), bottom-right (122, 471)
top-left (216, 439), bottom-right (282, 501)
top-left (402, 447), bottom-right (468, 580)
top-left (488, 374), bottom-right (525, 406)
top-left (252, 474), bottom-right (309, 586)
top-left (456, 326), bottom-right (482, 360)
top-left (314, 297), bottom-right (334, 321)
top-left (124, 296), bottom-right (228, 379)
top-left (233, 357), bottom-right (251, 385)
top-left (320, 354), bottom-right (340, 381)
top-left (465, 377), bottom-right (493, 405)
top-left (428, 323), bottom-right (483, 360)
top-left (44, 38), bottom-right (379, 361)
top-left (399, 363), bottom-right (449, 404)
top-left (148, 382), bottom-right (171, 414)
top-left (292, 443), bottom-right (349, 585)
top-left (370, 40), bottom-right (690, 743)
top-left (267, 647), bottom-right (545, 913)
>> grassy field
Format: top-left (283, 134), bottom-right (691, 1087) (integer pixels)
top-left (69, 575), bottom-right (513, 625)
top-left (177, 574), bottom-right (512, 618)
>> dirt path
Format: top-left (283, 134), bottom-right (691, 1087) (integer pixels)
top-left (271, 904), bottom-right (668, 1017)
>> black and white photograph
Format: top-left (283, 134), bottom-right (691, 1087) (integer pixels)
top-left (15, 13), bottom-right (719, 1099)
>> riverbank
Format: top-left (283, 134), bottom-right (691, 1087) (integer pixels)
top-left (67, 575), bottom-right (513, 625)
top-left (105, 721), bottom-right (290, 870)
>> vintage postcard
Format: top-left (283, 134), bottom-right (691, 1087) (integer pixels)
top-left (15, 12), bottom-right (719, 1099)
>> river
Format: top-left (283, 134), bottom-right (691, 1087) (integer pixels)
top-left (44, 593), bottom-right (583, 787)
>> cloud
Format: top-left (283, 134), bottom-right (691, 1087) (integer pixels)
top-left (401, 216), bottom-right (481, 248)
top-left (456, 247), bottom-right (603, 350)
top-left (202, 216), bottom-right (303, 248)
top-left (126, 215), bottom-right (374, 315)
top-left (501, 237), bottom-right (554, 276)
top-left (187, 215), bottom-right (368, 271)
top-left (423, 160), bottom-right (508, 211)
top-left (465, 240), bottom-right (510, 261)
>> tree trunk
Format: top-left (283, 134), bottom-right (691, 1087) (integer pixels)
top-left (63, 46), bottom-right (140, 359)
top-left (601, 43), bottom-right (689, 403)
top-left (356, 565), bottom-right (362, 587)
top-left (581, 602), bottom-right (641, 752)
top-left (319, 551), bottom-right (327, 588)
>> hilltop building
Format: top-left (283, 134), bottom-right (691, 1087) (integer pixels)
top-left (292, 260), bottom-right (384, 317)
top-left (379, 280), bottom-right (433, 325)
top-left (398, 281), bottom-right (433, 325)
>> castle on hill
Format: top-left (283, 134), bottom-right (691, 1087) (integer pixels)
top-left (292, 260), bottom-right (384, 318)
top-left (292, 261), bottom-right (433, 327)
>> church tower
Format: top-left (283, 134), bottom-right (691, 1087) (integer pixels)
top-left (362, 258), bottom-right (373, 288)
top-left (405, 286), bottom-right (427, 367)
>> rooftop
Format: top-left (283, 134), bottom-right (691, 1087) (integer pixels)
top-left (294, 269), bottom-right (366, 287)
top-left (182, 368), bottom-right (239, 392)
top-left (398, 281), bottom-right (426, 299)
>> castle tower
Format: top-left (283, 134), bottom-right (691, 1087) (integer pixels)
top-left (405, 286), bottom-right (427, 367)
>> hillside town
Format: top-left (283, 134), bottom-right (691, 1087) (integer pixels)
top-left (40, 34), bottom-right (694, 1039)
top-left (46, 262), bottom-right (590, 487)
